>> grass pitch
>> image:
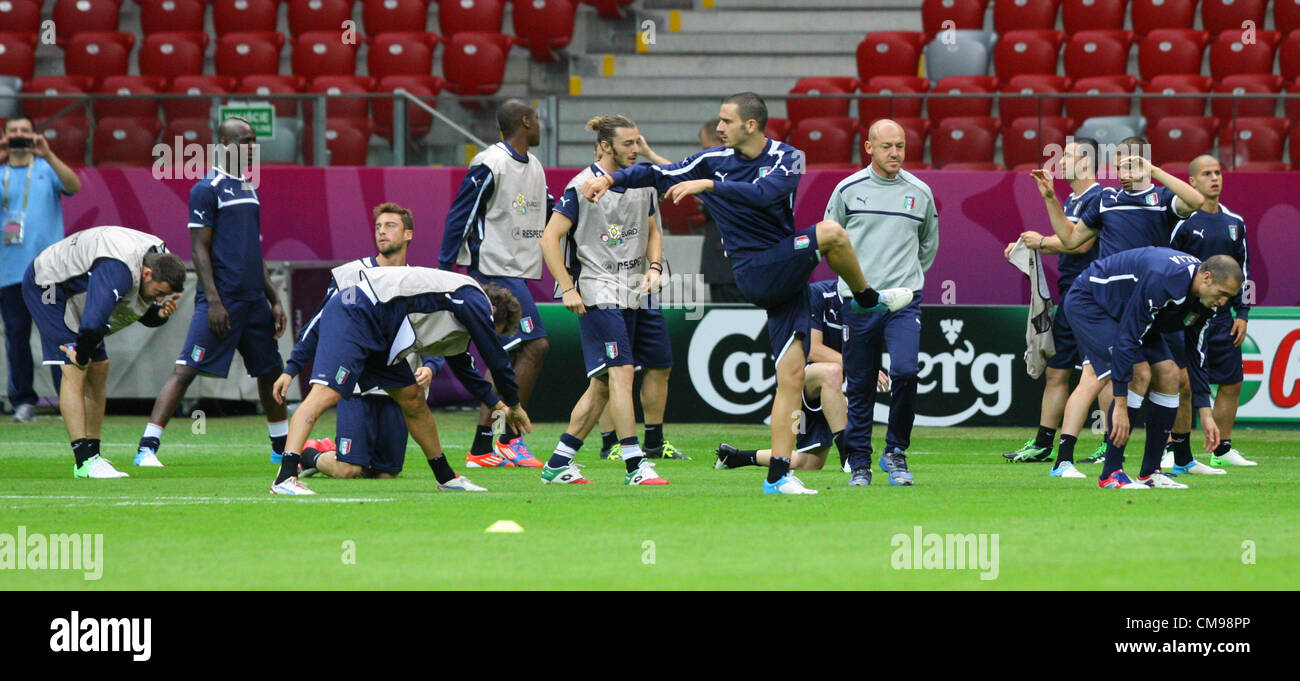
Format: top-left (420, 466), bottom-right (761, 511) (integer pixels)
top-left (1, 411), bottom-right (1296, 590)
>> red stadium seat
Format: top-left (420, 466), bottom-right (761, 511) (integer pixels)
top-left (362, 0), bottom-right (432, 37)
top-left (764, 118), bottom-right (790, 141)
top-left (1211, 74), bottom-right (1283, 119)
top-left (999, 74), bottom-right (1070, 120)
top-left (655, 194), bottom-right (707, 235)
top-left (438, 0), bottom-right (504, 37)
top-left (53, 0), bottom-right (120, 45)
top-left (22, 76), bottom-right (94, 120)
top-left (1293, 125), bottom-right (1300, 166)
top-left (217, 32), bottom-right (285, 78)
top-left (1209, 31), bottom-right (1278, 81)
top-left (1286, 80), bottom-right (1300, 121)
top-left (931, 116), bottom-right (998, 168)
top-left (371, 74), bottom-right (441, 138)
top-left (1062, 0), bottom-right (1127, 33)
top-left (1279, 30), bottom-right (1300, 82)
top-left (0, 33), bottom-right (34, 81)
top-left (95, 75), bottom-right (165, 118)
top-left (787, 77), bottom-right (856, 124)
top-left (1002, 116), bottom-right (1069, 169)
top-left (165, 75), bottom-right (237, 120)
top-left (139, 0), bottom-right (205, 35)
top-left (866, 31), bottom-right (927, 53)
top-left (1279, 1), bottom-right (1300, 37)
top-left (857, 33), bottom-right (921, 82)
top-left (213, 0), bottom-right (280, 36)
top-left (237, 74), bottom-right (304, 117)
top-left (858, 75), bottom-right (929, 125)
top-left (993, 30), bottom-right (1063, 80)
top-left (943, 161), bottom-right (1004, 170)
top-left (1218, 117), bottom-right (1290, 166)
top-left (63, 32), bottom-right (134, 88)
top-left (163, 116), bottom-right (215, 147)
top-left (993, 0), bottom-right (1059, 33)
top-left (861, 116), bottom-right (930, 167)
top-left (292, 31), bottom-right (359, 80)
top-left (441, 32), bottom-right (512, 99)
top-left (1141, 74), bottom-right (1211, 119)
top-left (1131, 0), bottom-right (1196, 36)
top-left (305, 74), bottom-right (374, 120)
top-left (40, 117), bottom-right (89, 166)
top-left (1201, 0), bottom-right (1267, 39)
top-left (0, 0), bottom-right (42, 36)
top-left (1150, 116), bottom-right (1218, 166)
top-left (787, 117), bottom-right (857, 166)
top-left (922, 0), bottom-right (987, 38)
top-left (927, 75), bottom-right (997, 122)
top-left (303, 117), bottom-right (372, 165)
top-left (287, 0), bottom-right (355, 37)
top-left (511, 0), bottom-right (576, 62)
top-left (140, 32), bottom-right (207, 81)
top-left (1064, 30), bottom-right (1132, 80)
top-left (1138, 29), bottom-right (1209, 81)
top-left (367, 32), bottom-right (439, 80)
top-left (93, 116), bottom-right (163, 166)
top-left (1234, 160), bottom-right (1290, 171)
top-left (1067, 74), bottom-right (1136, 121)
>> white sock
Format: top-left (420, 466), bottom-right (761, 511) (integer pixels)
top-left (550, 440), bottom-right (577, 467)
top-left (143, 422), bottom-right (163, 440)
top-left (267, 419), bottom-right (288, 437)
top-left (621, 444), bottom-right (643, 461)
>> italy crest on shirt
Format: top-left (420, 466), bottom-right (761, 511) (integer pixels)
top-left (903, 196), bottom-right (916, 211)
top-left (1145, 193), bottom-right (1159, 206)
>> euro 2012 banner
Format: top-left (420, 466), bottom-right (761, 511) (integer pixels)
top-left (529, 305), bottom-right (1300, 426)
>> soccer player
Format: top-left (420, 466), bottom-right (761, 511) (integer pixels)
top-left (1063, 248), bottom-right (1240, 489)
top-left (270, 266), bottom-right (531, 495)
top-left (825, 119), bottom-right (937, 487)
top-left (1163, 154), bottom-right (1255, 470)
top-left (537, 114), bottom-right (672, 485)
top-left (135, 117), bottom-right (290, 468)
top-left (21, 226), bottom-right (186, 478)
top-left (441, 99), bottom-right (551, 469)
top-left (1001, 137), bottom-right (1105, 474)
top-left (271, 202), bottom-right (445, 479)
top-left (581, 92), bottom-right (911, 495)
top-left (715, 279), bottom-right (888, 472)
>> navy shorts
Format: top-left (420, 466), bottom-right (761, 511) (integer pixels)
top-left (1067, 286), bottom-right (1173, 380)
top-left (1163, 331), bottom-right (1188, 369)
top-left (797, 390), bottom-right (833, 453)
top-left (578, 306), bottom-right (673, 377)
top-left (335, 394), bottom-right (409, 474)
top-left (470, 271), bottom-right (546, 350)
top-left (1046, 300), bottom-right (1083, 371)
top-left (21, 264), bottom-right (108, 365)
top-left (177, 296), bottom-right (283, 378)
top-left (309, 297), bottom-right (416, 396)
top-left (1203, 313), bottom-right (1245, 384)
top-left (732, 224), bottom-right (822, 363)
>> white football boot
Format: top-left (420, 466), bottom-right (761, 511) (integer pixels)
top-left (438, 475), bottom-right (488, 492)
top-left (270, 477), bottom-right (315, 495)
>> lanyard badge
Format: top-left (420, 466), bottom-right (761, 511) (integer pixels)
top-left (2, 165), bottom-right (31, 246)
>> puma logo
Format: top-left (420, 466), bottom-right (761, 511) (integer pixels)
top-left (714, 171), bottom-right (728, 181)
top-left (193, 210), bottom-right (206, 220)
top-left (222, 187), bottom-right (235, 196)
top-left (1192, 229), bottom-right (1205, 238)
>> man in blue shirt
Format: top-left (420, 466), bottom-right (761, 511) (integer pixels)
top-left (135, 118), bottom-right (289, 468)
top-left (581, 92), bottom-right (911, 495)
top-left (1165, 154), bottom-right (1256, 471)
top-left (1063, 248), bottom-right (1241, 489)
top-left (0, 116), bottom-right (82, 424)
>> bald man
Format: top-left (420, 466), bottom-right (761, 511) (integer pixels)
top-left (824, 119), bottom-right (939, 487)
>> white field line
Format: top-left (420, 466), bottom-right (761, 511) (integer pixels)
top-left (0, 494), bottom-right (395, 509)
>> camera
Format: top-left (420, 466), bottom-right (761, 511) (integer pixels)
top-left (8, 136), bottom-right (33, 149)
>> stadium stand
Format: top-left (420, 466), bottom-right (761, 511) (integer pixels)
top-left (213, 0), bottom-right (280, 36)
top-left (992, 0), bottom-right (1059, 33)
top-left (1138, 28), bottom-right (1210, 82)
top-left (1002, 115), bottom-right (1069, 169)
top-left (140, 32), bottom-right (208, 81)
top-left (96, 75), bottom-right (165, 118)
top-left (163, 116), bottom-right (216, 146)
top-left (992, 29), bottom-right (1064, 79)
top-left (63, 32), bottom-right (134, 88)
top-left (291, 31), bottom-right (360, 80)
top-left (216, 32), bottom-right (285, 79)
top-left (438, 0), bottom-right (505, 37)
top-left (41, 117), bottom-right (90, 166)
top-left (138, 0), bottom-right (206, 35)
top-left (1212, 74), bottom-right (1284, 118)
top-left (927, 75), bottom-right (997, 122)
top-left (924, 29), bottom-right (996, 80)
top-left (1068, 74), bottom-right (1138, 122)
top-left (787, 77), bottom-right (856, 124)
top-left (859, 75), bottom-right (929, 124)
top-left (1064, 30), bottom-right (1134, 80)
top-left (367, 32), bottom-right (440, 80)
top-left (1201, 0), bottom-right (1268, 38)
top-left (788, 117), bottom-right (857, 167)
top-left (93, 116), bottom-right (164, 166)
top-left (1219, 116), bottom-right (1292, 165)
top-left (922, 0), bottom-right (987, 38)
top-left (1141, 74), bottom-right (1213, 119)
top-left (857, 32), bottom-right (923, 81)
top-left (305, 75), bottom-right (374, 120)
top-left (511, 0), bottom-right (577, 62)
top-left (303, 116), bottom-right (373, 164)
top-left (1131, 0), bottom-right (1197, 36)
top-left (52, 0), bottom-right (121, 45)
top-left (931, 116), bottom-right (999, 167)
top-left (1061, 0), bottom-right (1126, 34)
top-left (287, 0), bottom-right (355, 38)
top-left (999, 74), bottom-right (1069, 120)
top-left (164, 75), bottom-right (236, 121)
top-left (1150, 115), bottom-right (1219, 166)
top-left (0, 0), bottom-right (43, 36)
top-left (363, 0), bottom-right (432, 37)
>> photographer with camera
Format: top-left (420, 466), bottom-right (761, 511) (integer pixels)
top-left (0, 116), bottom-right (82, 423)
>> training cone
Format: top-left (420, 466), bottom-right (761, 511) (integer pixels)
top-left (485, 520), bottom-right (524, 533)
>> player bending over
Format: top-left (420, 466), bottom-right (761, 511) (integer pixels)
top-left (1063, 248), bottom-right (1240, 489)
top-left (22, 226), bottom-right (185, 478)
top-left (581, 92), bottom-right (911, 495)
top-left (269, 267), bottom-right (531, 495)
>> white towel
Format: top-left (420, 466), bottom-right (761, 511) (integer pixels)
top-left (1007, 239), bottom-right (1056, 378)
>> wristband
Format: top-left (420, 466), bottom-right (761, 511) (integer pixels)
top-left (561, 285), bottom-right (576, 295)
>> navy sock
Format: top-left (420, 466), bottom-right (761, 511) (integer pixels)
top-left (270, 434), bottom-right (287, 455)
top-left (471, 426), bottom-right (493, 455)
top-left (1214, 438), bottom-right (1232, 456)
top-left (644, 423), bottom-right (664, 450)
top-left (852, 287), bottom-right (880, 309)
top-left (1056, 433), bottom-right (1077, 465)
top-left (1100, 403), bottom-right (1141, 480)
top-left (275, 452), bottom-right (301, 484)
top-left (89, 439), bottom-right (100, 457)
top-left (768, 456), bottom-right (791, 484)
top-left (547, 433), bottom-right (582, 468)
top-left (301, 447), bottom-right (321, 469)
top-left (427, 455), bottom-right (455, 484)
top-left (730, 448), bottom-right (760, 467)
top-left (601, 430), bottom-right (617, 450)
top-left (1167, 432), bottom-right (1193, 466)
top-left (833, 430), bottom-right (846, 469)
top-left (72, 438), bottom-right (95, 466)
top-left (139, 436), bottom-right (160, 451)
top-left (1141, 403), bottom-right (1177, 478)
top-left (1033, 425), bottom-right (1056, 450)
top-left (621, 437), bottom-right (643, 473)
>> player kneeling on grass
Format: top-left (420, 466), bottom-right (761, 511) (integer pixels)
top-left (269, 266), bottom-right (532, 495)
top-left (537, 114), bottom-right (673, 486)
top-left (1063, 248), bottom-right (1241, 489)
top-left (21, 226), bottom-right (185, 478)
